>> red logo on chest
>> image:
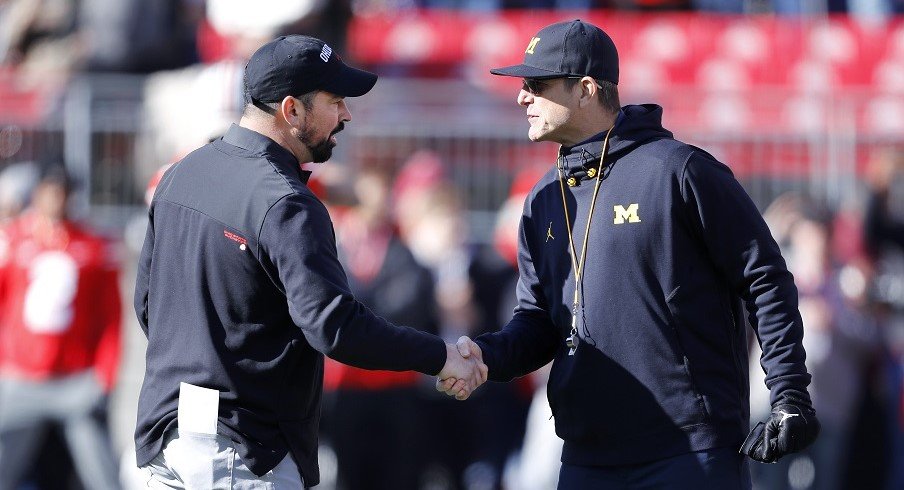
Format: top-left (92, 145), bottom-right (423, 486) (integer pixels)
top-left (223, 230), bottom-right (247, 245)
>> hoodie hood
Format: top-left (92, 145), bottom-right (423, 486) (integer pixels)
top-left (559, 104), bottom-right (673, 176)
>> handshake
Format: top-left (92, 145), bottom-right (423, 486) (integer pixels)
top-left (435, 337), bottom-right (487, 401)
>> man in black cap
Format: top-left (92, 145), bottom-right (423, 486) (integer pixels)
top-left (134, 35), bottom-right (487, 488)
top-left (439, 20), bottom-right (819, 488)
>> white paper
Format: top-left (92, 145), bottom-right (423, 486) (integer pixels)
top-left (178, 382), bottom-right (219, 435)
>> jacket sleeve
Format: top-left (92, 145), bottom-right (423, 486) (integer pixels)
top-left (474, 204), bottom-right (559, 382)
top-left (680, 149), bottom-right (812, 406)
top-left (259, 192), bottom-right (446, 375)
top-left (133, 207), bottom-right (153, 337)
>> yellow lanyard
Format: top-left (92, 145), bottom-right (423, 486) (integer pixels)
top-left (555, 127), bottom-right (613, 354)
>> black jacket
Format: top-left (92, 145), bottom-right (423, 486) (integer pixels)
top-left (134, 124), bottom-right (446, 484)
top-left (475, 104), bottom-right (812, 466)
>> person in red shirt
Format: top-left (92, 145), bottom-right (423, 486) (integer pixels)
top-left (0, 166), bottom-right (122, 490)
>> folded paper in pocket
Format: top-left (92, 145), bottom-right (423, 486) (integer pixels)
top-left (178, 382), bottom-right (219, 435)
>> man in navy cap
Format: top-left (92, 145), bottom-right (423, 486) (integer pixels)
top-left (135, 35), bottom-right (487, 488)
top-left (439, 20), bottom-right (819, 488)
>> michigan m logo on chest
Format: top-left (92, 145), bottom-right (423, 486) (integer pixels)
top-left (613, 204), bottom-right (641, 224)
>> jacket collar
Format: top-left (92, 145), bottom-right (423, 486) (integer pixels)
top-left (558, 109), bottom-right (625, 178)
top-left (219, 124), bottom-right (312, 184)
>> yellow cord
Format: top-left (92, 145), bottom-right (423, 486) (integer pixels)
top-left (555, 126), bottom-right (614, 335)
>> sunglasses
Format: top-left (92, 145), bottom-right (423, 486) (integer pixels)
top-left (521, 77), bottom-right (604, 96)
top-left (521, 78), bottom-right (551, 95)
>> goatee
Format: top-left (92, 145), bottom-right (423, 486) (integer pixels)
top-left (300, 122), bottom-right (345, 164)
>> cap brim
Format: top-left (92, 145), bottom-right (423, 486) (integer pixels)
top-left (489, 64), bottom-right (569, 79)
top-left (321, 63), bottom-right (378, 97)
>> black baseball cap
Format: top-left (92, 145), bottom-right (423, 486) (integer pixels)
top-left (244, 35), bottom-right (378, 103)
top-left (490, 20), bottom-right (619, 84)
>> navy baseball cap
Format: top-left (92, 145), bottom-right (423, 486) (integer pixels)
top-left (490, 20), bottom-right (619, 84)
top-left (244, 35), bottom-right (377, 103)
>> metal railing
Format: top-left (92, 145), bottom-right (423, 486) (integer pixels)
top-left (0, 73), bottom-right (896, 241)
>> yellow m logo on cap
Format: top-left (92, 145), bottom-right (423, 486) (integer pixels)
top-left (614, 204), bottom-right (641, 224)
top-left (525, 37), bottom-right (541, 54)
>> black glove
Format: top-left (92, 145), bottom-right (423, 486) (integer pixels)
top-left (741, 393), bottom-right (820, 463)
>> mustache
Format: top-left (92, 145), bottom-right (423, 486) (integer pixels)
top-left (331, 122), bottom-right (345, 136)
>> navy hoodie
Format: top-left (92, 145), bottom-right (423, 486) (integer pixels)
top-left (474, 104), bottom-right (812, 466)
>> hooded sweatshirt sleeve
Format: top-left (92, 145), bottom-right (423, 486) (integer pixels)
top-left (260, 191), bottom-right (446, 375)
top-left (474, 202), bottom-right (560, 382)
top-left (680, 149), bottom-right (812, 405)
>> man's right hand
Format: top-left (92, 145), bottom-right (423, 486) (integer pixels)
top-left (435, 336), bottom-right (487, 400)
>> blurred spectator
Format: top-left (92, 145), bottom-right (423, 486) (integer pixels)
top-left (393, 153), bottom-right (537, 489)
top-left (0, 166), bottom-right (122, 490)
top-left (467, 167), bottom-right (548, 490)
top-left (0, 0), bottom-right (203, 80)
top-left (393, 150), bottom-right (448, 249)
top-left (397, 180), bottom-right (473, 342)
top-left (0, 160), bottom-right (82, 489)
top-left (0, 0), bottom-right (82, 84)
top-left (470, 167), bottom-right (545, 343)
top-left (865, 149), bottom-right (904, 257)
top-left (281, 0), bottom-right (354, 56)
top-left (140, 32), bottom-right (260, 193)
top-left (81, 0), bottom-right (202, 73)
top-left (863, 148), bottom-right (904, 490)
top-left (462, 169), bottom-right (544, 490)
top-left (754, 196), bottom-right (889, 490)
top-left (325, 166), bottom-right (438, 490)
top-left (790, 213), bottom-right (880, 490)
top-left (394, 164), bottom-right (478, 489)
top-left (207, 0), bottom-right (351, 54)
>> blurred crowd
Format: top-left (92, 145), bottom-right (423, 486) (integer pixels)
top-left (2, 0), bottom-right (903, 94)
top-left (355, 0), bottom-right (904, 15)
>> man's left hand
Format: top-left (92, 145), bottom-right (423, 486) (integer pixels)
top-left (741, 402), bottom-right (820, 463)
